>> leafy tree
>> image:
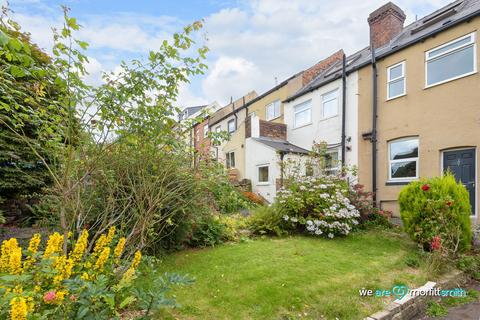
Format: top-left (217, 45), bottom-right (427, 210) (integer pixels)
top-left (0, 5), bottom-right (209, 253)
top-left (0, 10), bottom-right (65, 221)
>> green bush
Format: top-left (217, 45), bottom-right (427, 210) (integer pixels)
top-left (457, 255), bottom-right (480, 280)
top-left (399, 174), bottom-right (472, 254)
top-left (187, 214), bottom-right (225, 247)
top-left (247, 205), bottom-right (287, 236)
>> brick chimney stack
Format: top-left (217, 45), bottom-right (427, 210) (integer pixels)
top-left (368, 2), bottom-right (406, 49)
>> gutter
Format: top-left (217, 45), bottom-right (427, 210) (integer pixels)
top-left (341, 53), bottom-right (347, 168)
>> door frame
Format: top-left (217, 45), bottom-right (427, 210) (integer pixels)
top-left (440, 147), bottom-right (477, 217)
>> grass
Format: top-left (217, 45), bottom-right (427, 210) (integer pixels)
top-left (153, 230), bottom-right (430, 320)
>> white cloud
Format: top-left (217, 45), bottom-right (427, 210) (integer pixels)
top-left (202, 56), bottom-right (264, 105)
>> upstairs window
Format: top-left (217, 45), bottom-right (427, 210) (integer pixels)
top-left (293, 100), bottom-right (312, 128)
top-left (387, 61), bottom-right (406, 99)
top-left (215, 125), bottom-right (221, 133)
top-left (388, 137), bottom-right (419, 181)
top-left (266, 100), bottom-right (281, 121)
top-left (426, 32), bottom-right (476, 87)
top-left (226, 151), bottom-right (235, 168)
top-left (203, 124), bottom-right (209, 138)
top-left (322, 89), bottom-right (338, 118)
top-left (227, 119), bottom-right (236, 134)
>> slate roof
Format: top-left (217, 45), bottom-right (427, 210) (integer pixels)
top-left (178, 105), bottom-right (207, 121)
top-left (285, 0), bottom-right (480, 103)
top-left (252, 137), bottom-right (309, 154)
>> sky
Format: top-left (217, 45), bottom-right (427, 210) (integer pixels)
top-left (4, 0), bottom-right (453, 108)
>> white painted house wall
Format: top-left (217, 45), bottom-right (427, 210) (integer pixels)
top-left (284, 71), bottom-right (358, 169)
top-left (245, 138), bottom-right (279, 203)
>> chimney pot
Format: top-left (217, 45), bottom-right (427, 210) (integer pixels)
top-left (368, 2), bottom-right (406, 49)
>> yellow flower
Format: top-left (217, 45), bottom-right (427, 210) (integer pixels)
top-left (10, 297), bottom-right (27, 320)
top-left (27, 234), bottom-right (41, 254)
top-left (131, 250), bottom-right (142, 270)
top-left (56, 290), bottom-right (67, 302)
top-left (43, 232), bottom-right (64, 259)
top-left (106, 226), bottom-right (116, 245)
top-left (113, 237), bottom-right (126, 261)
top-left (52, 256), bottom-right (74, 285)
top-left (0, 238), bottom-right (22, 273)
top-left (94, 247), bottom-right (110, 271)
top-left (120, 267), bottom-right (135, 284)
top-left (23, 234), bottom-right (42, 271)
top-left (81, 272), bottom-right (90, 281)
top-left (92, 234), bottom-right (108, 256)
top-left (13, 286), bottom-right (22, 294)
top-left (69, 230), bottom-right (89, 263)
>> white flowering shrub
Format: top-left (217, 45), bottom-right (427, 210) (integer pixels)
top-left (277, 175), bottom-right (360, 238)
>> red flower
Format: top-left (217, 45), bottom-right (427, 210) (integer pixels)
top-left (421, 184), bottom-right (430, 191)
top-left (43, 291), bottom-right (56, 303)
top-left (446, 201), bottom-right (453, 207)
top-left (430, 236), bottom-right (442, 251)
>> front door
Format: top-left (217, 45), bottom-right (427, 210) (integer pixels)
top-left (443, 148), bottom-right (476, 215)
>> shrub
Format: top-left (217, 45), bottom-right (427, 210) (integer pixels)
top-left (218, 214), bottom-right (249, 241)
top-left (187, 214), bottom-right (226, 248)
top-left (457, 255), bottom-right (480, 280)
top-left (248, 205), bottom-right (287, 236)
top-left (0, 228), bottom-right (190, 319)
top-left (399, 174), bottom-right (472, 254)
top-left (277, 175), bottom-right (360, 238)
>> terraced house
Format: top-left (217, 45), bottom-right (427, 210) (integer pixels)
top-left (358, 0), bottom-right (480, 223)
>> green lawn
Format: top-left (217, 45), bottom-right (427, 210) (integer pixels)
top-left (154, 230), bottom-right (430, 320)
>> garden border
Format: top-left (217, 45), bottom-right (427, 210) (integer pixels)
top-left (364, 270), bottom-right (468, 320)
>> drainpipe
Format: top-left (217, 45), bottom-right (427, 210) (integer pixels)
top-left (280, 151), bottom-right (285, 188)
top-left (341, 53), bottom-right (347, 168)
top-left (370, 38), bottom-right (378, 206)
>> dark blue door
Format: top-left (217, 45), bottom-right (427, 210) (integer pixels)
top-left (443, 148), bottom-right (476, 215)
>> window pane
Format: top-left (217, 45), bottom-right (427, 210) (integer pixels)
top-left (215, 126), bottom-right (221, 132)
top-left (389, 64), bottom-right (403, 80)
top-left (228, 120), bottom-right (235, 133)
top-left (323, 90), bottom-right (337, 101)
top-left (390, 139), bottom-right (418, 160)
top-left (325, 152), bottom-right (339, 169)
top-left (427, 45), bottom-right (474, 85)
top-left (323, 98), bottom-right (338, 118)
top-left (295, 109), bottom-right (311, 127)
top-left (391, 160), bottom-right (416, 179)
top-left (388, 78), bottom-right (405, 98)
top-left (428, 36), bottom-right (472, 59)
top-left (274, 101), bottom-right (280, 117)
top-left (258, 166), bottom-right (269, 182)
top-left (231, 153), bottom-right (235, 167)
top-left (266, 104), bottom-right (273, 119)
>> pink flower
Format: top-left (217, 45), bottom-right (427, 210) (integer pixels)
top-left (43, 291), bottom-right (56, 303)
top-left (421, 184), bottom-right (430, 192)
top-left (430, 236), bottom-right (442, 251)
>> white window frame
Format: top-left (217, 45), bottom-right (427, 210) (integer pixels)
top-left (227, 119), bottom-right (236, 134)
top-left (321, 89), bottom-right (339, 119)
top-left (388, 137), bottom-right (419, 182)
top-left (293, 100), bottom-right (312, 129)
top-left (226, 151), bottom-right (235, 169)
top-left (257, 164), bottom-right (270, 185)
top-left (203, 124), bottom-right (209, 138)
top-left (387, 61), bottom-right (406, 100)
top-left (215, 125), bottom-right (221, 133)
top-left (425, 32), bottom-right (477, 88)
top-left (265, 100), bottom-right (281, 121)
